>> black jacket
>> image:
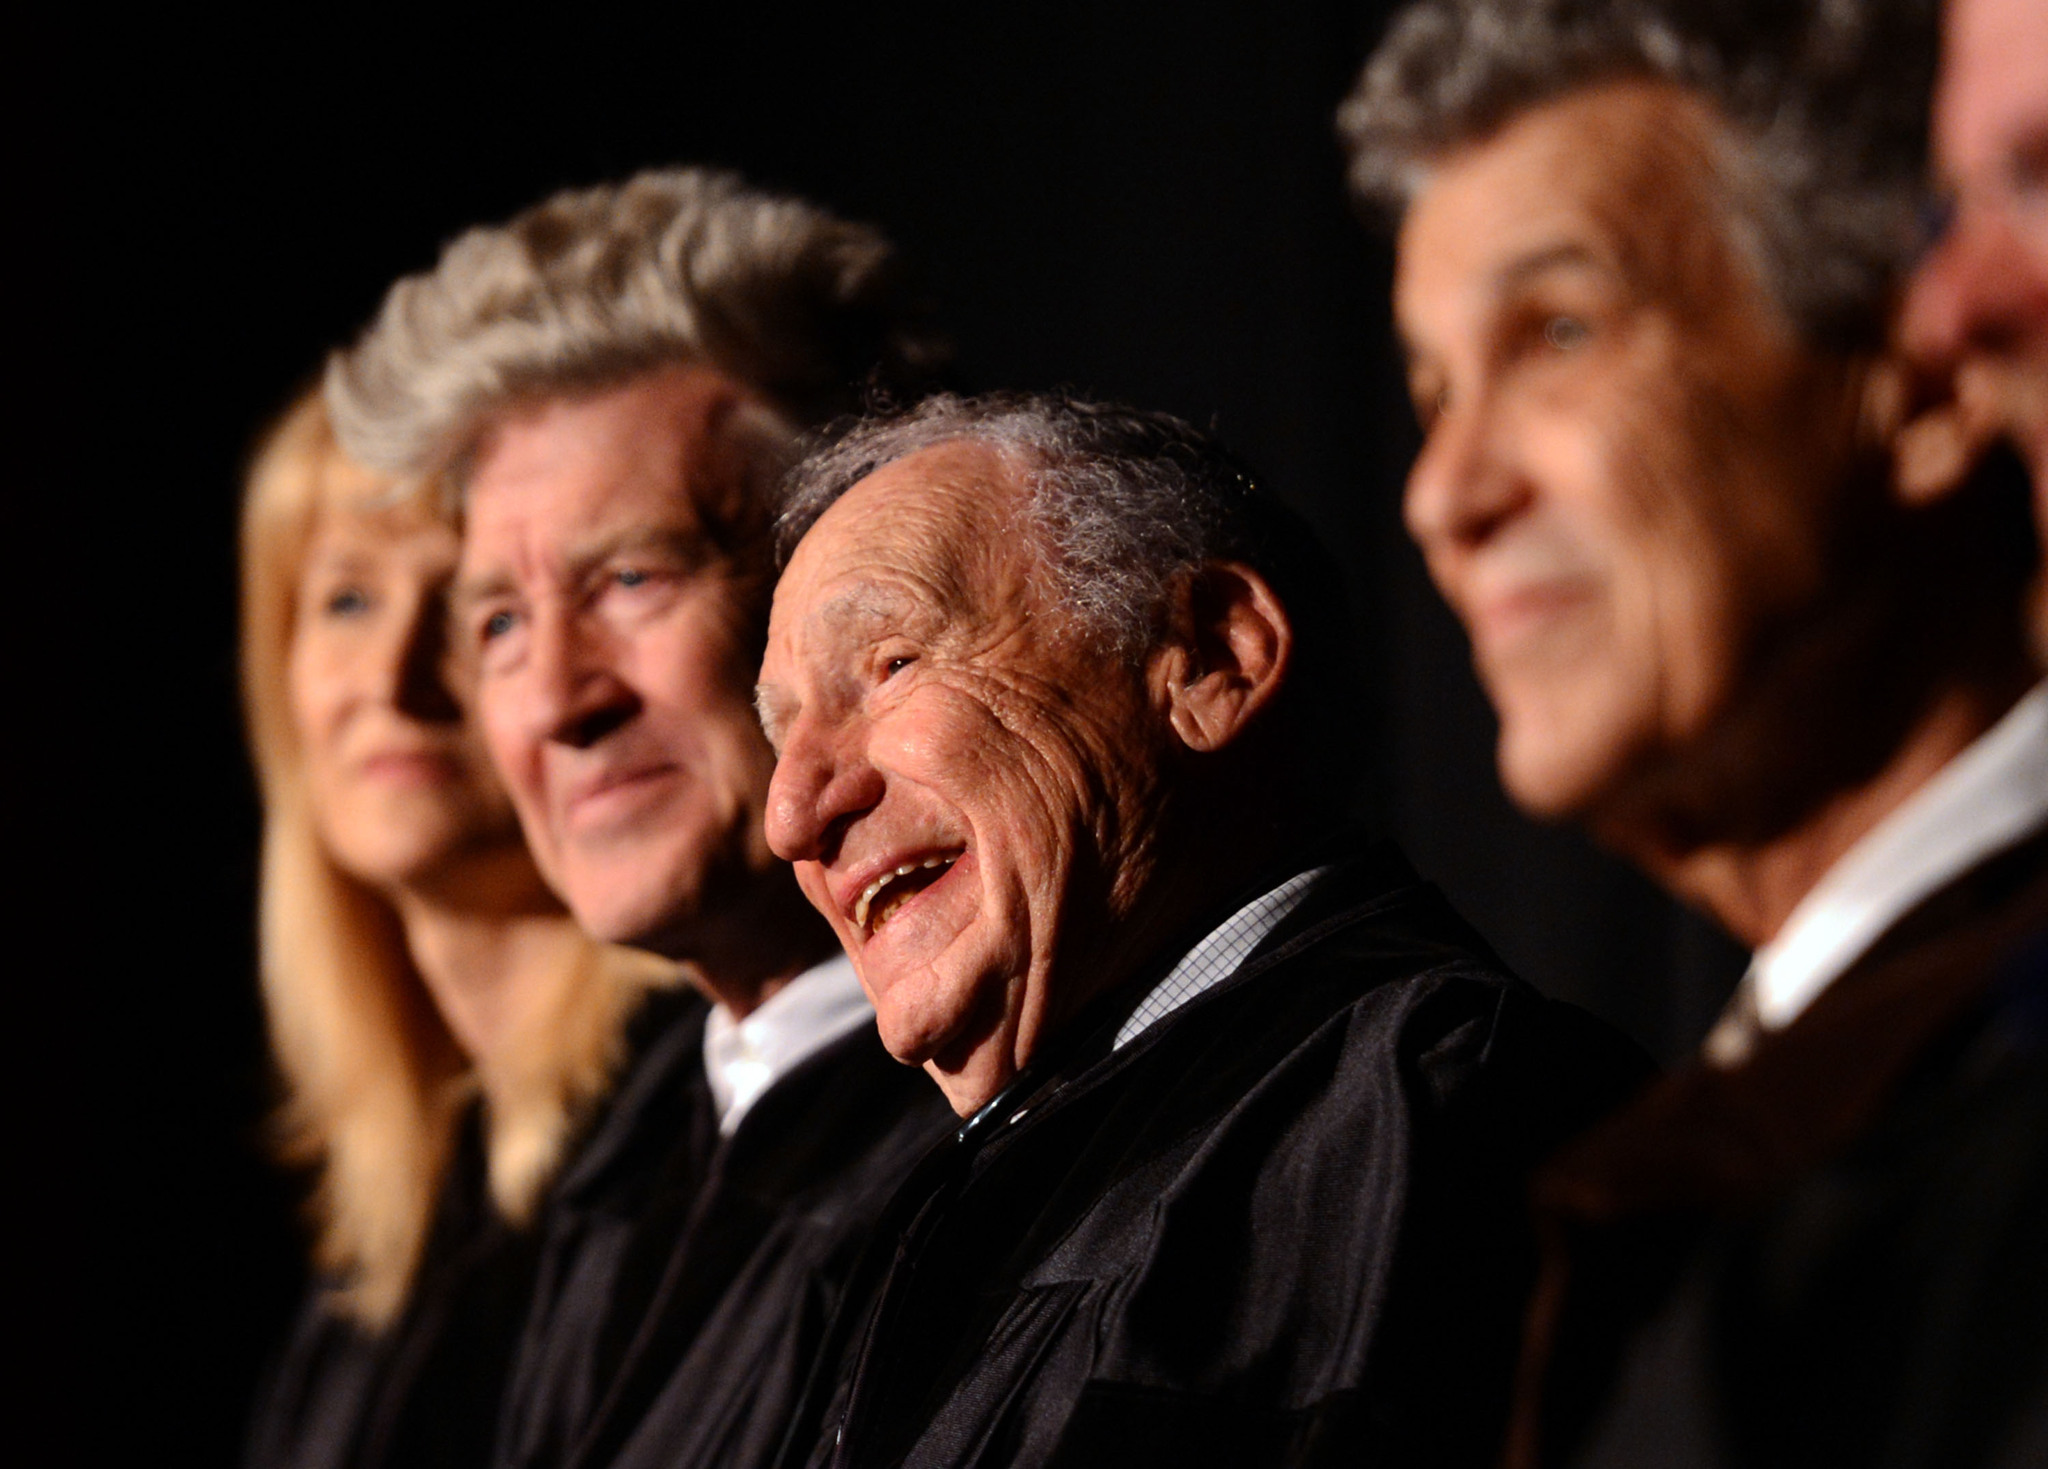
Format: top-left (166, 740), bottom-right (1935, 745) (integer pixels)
top-left (494, 985), bottom-right (955, 1469)
top-left (245, 1107), bottom-right (541, 1469)
top-left (787, 844), bottom-right (1652, 1469)
top-left (1519, 829), bottom-right (2048, 1469)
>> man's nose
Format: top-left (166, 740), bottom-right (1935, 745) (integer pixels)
top-left (765, 715), bottom-right (885, 864)
top-left (523, 612), bottom-right (639, 750)
top-left (1403, 391), bottom-right (1529, 558)
top-left (1903, 207), bottom-right (2048, 366)
top-left (392, 598), bottom-right (461, 724)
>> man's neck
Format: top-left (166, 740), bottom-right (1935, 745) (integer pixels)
top-left (1613, 676), bottom-right (2029, 948)
top-left (1065, 797), bottom-right (1332, 1028)
top-left (679, 866), bottom-right (842, 1021)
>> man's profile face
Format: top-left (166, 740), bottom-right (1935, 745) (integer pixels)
top-left (1394, 80), bottom-right (1864, 821)
top-left (757, 443), bottom-right (1169, 1113)
top-left (1902, 0), bottom-right (2048, 497)
top-left (455, 363), bottom-right (784, 952)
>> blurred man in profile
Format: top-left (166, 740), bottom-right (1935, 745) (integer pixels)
top-left (1342, 0), bottom-right (2046, 1464)
top-left (757, 392), bottom-right (1648, 1469)
top-left (326, 168), bottom-right (954, 1469)
top-left (1904, 0), bottom-right (2048, 648)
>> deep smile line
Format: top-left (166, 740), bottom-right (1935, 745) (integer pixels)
top-left (854, 853), bottom-right (960, 934)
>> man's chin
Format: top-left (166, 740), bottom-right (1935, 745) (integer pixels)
top-left (874, 989), bottom-right (1014, 1116)
top-left (1496, 724), bottom-right (1608, 822)
top-left (921, 1050), bottom-right (1014, 1118)
top-left (560, 870), bottom-right (697, 956)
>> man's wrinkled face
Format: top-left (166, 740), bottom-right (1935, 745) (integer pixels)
top-left (1395, 81), bottom-right (1863, 821)
top-left (1902, 0), bottom-right (2048, 497)
top-left (758, 443), bottom-right (1170, 1113)
top-left (455, 365), bottom-right (784, 952)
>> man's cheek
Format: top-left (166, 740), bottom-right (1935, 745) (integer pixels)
top-left (795, 865), bottom-right (837, 924)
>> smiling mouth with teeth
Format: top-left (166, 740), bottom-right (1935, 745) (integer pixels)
top-left (853, 854), bottom-right (960, 935)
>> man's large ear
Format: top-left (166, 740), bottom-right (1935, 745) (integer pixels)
top-left (1151, 561), bottom-right (1294, 754)
top-left (1864, 347), bottom-right (1996, 507)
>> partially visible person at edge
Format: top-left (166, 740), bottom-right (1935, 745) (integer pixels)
top-left (323, 167), bottom-right (956, 1469)
top-left (241, 390), bottom-right (675, 1469)
top-left (754, 391), bottom-right (1652, 1469)
top-left (1342, 1), bottom-right (2046, 1464)
top-left (1903, 0), bottom-right (2048, 652)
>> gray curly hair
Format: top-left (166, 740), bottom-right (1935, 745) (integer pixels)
top-left (325, 167), bottom-right (935, 482)
top-left (777, 392), bottom-right (1358, 708)
top-left (1338, 0), bottom-right (1939, 350)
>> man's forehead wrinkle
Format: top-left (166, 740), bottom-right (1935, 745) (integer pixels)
top-left (494, 514), bottom-right (708, 583)
top-left (452, 564), bottom-right (519, 613)
top-left (825, 468), bottom-right (1025, 622)
top-left (1467, 84), bottom-right (1733, 296)
top-left (816, 582), bottom-right (936, 643)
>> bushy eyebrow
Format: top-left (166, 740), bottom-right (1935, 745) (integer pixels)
top-left (1493, 241), bottom-right (1603, 294)
top-left (754, 684), bottom-right (796, 750)
top-left (453, 525), bottom-right (710, 615)
top-left (818, 585), bottom-right (919, 636)
top-left (451, 568), bottom-right (517, 616)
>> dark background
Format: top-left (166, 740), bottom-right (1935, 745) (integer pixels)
top-left (72, 4), bottom-right (1741, 1457)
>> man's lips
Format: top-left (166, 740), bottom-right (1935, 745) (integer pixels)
top-left (1465, 579), bottom-right (1593, 655)
top-left (561, 763), bottom-right (678, 822)
top-left (840, 849), bottom-right (965, 935)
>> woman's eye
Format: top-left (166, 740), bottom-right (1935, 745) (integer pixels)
top-left (1544, 315), bottom-right (1590, 351)
top-left (481, 609), bottom-right (518, 642)
top-left (616, 567), bottom-right (649, 589)
top-left (883, 656), bottom-right (916, 679)
top-left (324, 587), bottom-right (369, 617)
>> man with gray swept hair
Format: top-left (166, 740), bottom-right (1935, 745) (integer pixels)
top-left (755, 391), bottom-right (1648, 1469)
top-left (326, 167), bottom-right (954, 1469)
top-left (1342, 2), bottom-right (2046, 1465)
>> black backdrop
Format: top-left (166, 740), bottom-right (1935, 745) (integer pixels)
top-left (69, 4), bottom-right (1741, 1457)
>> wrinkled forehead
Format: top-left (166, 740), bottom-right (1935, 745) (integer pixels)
top-left (1395, 80), bottom-right (1741, 326)
top-left (457, 365), bottom-right (775, 560)
top-left (776, 440), bottom-right (1045, 630)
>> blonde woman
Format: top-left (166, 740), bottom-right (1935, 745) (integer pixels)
top-left (240, 390), bottom-right (673, 1469)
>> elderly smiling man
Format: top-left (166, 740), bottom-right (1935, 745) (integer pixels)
top-left (755, 392), bottom-right (1647, 1469)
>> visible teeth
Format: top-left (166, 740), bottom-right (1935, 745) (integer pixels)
top-left (851, 855), bottom-right (956, 932)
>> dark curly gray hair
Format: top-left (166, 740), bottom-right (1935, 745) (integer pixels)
top-left (777, 391), bottom-right (1367, 768)
top-left (1338, 0), bottom-right (1939, 350)
top-left (777, 393), bottom-right (1334, 658)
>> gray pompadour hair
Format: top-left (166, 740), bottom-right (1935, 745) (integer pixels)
top-left (325, 167), bottom-right (934, 481)
top-left (1338, 0), bottom-right (1939, 350)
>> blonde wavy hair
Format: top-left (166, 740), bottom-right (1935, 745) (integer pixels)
top-left (241, 389), bottom-right (672, 1328)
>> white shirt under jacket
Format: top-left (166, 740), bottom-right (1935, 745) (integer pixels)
top-left (702, 952), bottom-right (873, 1134)
top-left (1113, 864), bottom-right (1336, 1050)
top-left (1705, 680), bottom-right (2048, 1064)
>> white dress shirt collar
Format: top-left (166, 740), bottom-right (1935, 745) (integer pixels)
top-left (702, 952), bottom-right (872, 1135)
top-left (1113, 864), bottom-right (1335, 1050)
top-left (1747, 680), bottom-right (2048, 1033)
